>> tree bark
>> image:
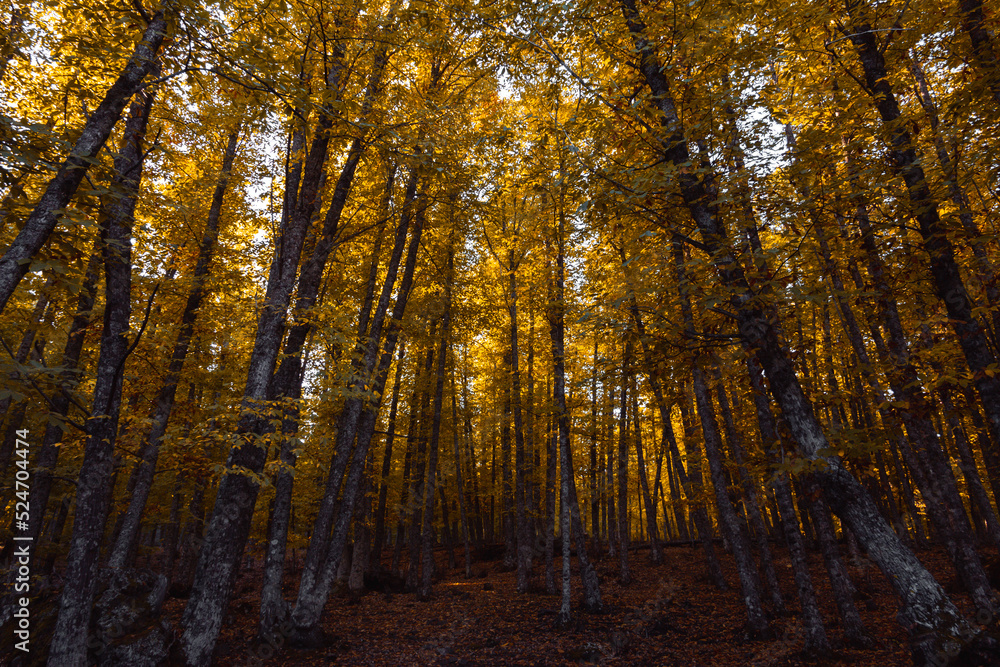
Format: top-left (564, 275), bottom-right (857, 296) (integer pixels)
top-left (178, 68), bottom-right (330, 659)
top-left (47, 87), bottom-right (155, 667)
top-left (712, 366), bottom-right (783, 614)
top-left (373, 342), bottom-right (406, 567)
top-left (289, 172), bottom-right (429, 638)
top-left (419, 244), bottom-right (454, 600)
top-left (632, 378), bottom-right (661, 564)
top-left (675, 240), bottom-right (768, 637)
top-left (450, 365), bottom-right (472, 577)
top-left (958, 0), bottom-right (1000, 106)
top-left (617, 337), bottom-right (632, 584)
top-left (295, 168), bottom-right (419, 604)
top-left (550, 182), bottom-right (574, 628)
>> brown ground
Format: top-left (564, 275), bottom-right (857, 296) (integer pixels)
top-left (164, 543), bottom-right (996, 666)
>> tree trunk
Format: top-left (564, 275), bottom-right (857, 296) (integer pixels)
top-left (289, 172), bottom-right (429, 639)
top-left (419, 244), bottom-right (454, 600)
top-left (392, 383), bottom-right (420, 576)
top-left (632, 380), bottom-right (661, 564)
top-left (507, 249), bottom-right (533, 593)
top-left (747, 356), bottom-right (831, 652)
top-left (617, 337), bottom-right (632, 584)
top-left (590, 330), bottom-right (600, 538)
top-left (500, 350), bottom-right (515, 569)
top-left (565, 426), bottom-right (604, 612)
top-left (296, 168), bottom-right (420, 605)
top-left (407, 320), bottom-right (438, 591)
top-left (550, 187), bottom-right (574, 628)
top-left (804, 476), bottom-right (869, 645)
top-left (451, 367), bottom-right (472, 577)
top-left (958, 0), bottom-right (1000, 106)
top-left (179, 76), bottom-right (328, 660)
top-left (373, 342), bottom-right (406, 568)
top-left (712, 365), bottom-right (783, 613)
top-left (683, 327), bottom-right (768, 635)
top-left (47, 87), bottom-right (155, 667)
top-left (544, 393), bottom-right (557, 594)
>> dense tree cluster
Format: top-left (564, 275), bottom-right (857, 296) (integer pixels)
top-left (3, 0), bottom-right (1000, 663)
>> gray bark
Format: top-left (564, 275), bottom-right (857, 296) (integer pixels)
top-left (714, 369), bottom-right (783, 614)
top-left (419, 246), bottom-right (453, 600)
top-left (178, 73), bottom-right (329, 661)
top-left (617, 337), bottom-right (632, 584)
top-left (373, 341), bottom-right (406, 567)
top-left (295, 169), bottom-right (419, 603)
top-left (47, 87), bottom-right (155, 667)
top-left (632, 380), bottom-right (661, 564)
top-left (450, 366), bottom-right (472, 577)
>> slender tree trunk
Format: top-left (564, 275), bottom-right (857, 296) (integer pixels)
top-left (296, 169), bottom-right (420, 605)
top-left (804, 475), bottom-right (869, 645)
top-left (451, 367), bottom-right (472, 577)
top-left (674, 239), bottom-right (772, 634)
top-left (544, 395), bottom-right (557, 594)
top-left (748, 355), bottom-right (831, 651)
top-left (617, 338), bottom-right (632, 584)
top-left (419, 245), bottom-right (454, 600)
top-left (712, 367), bottom-right (783, 614)
top-left (373, 342), bottom-right (406, 567)
top-left (909, 53), bottom-right (1000, 349)
top-left (179, 76), bottom-right (329, 661)
top-left (632, 380), bottom-right (661, 564)
top-left (0, 247), bottom-right (98, 632)
top-left (392, 385), bottom-right (419, 576)
top-left (500, 352), bottom-right (515, 569)
top-left (941, 388), bottom-right (1000, 549)
top-left (565, 431), bottom-right (604, 611)
top-left (507, 250), bottom-right (533, 592)
top-left (550, 176), bottom-right (574, 628)
top-left (606, 384), bottom-right (617, 558)
top-left (0, 293), bottom-right (52, 474)
top-left (407, 321), bottom-right (437, 591)
top-left (590, 330), bottom-right (600, 538)
top-left (47, 88), bottom-right (155, 667)
top-left (461, 365), bottom-right (484, 547)
top-left (958, 0), bottom-right (1000, 106)
top-left (675, 389), bottom-right (727, 588)
top-left (687, 349), bottom-right (769, 635)
top-left (349, 466), bottom-right (373, 594)
top-left (0, 278), bottom-right (51, 428)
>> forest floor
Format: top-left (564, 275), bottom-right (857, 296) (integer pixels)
top-left (165, 542), bottom-right (995, 666)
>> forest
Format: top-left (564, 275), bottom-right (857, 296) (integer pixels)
top-left (3, 0), bottom-right (1000, 664)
